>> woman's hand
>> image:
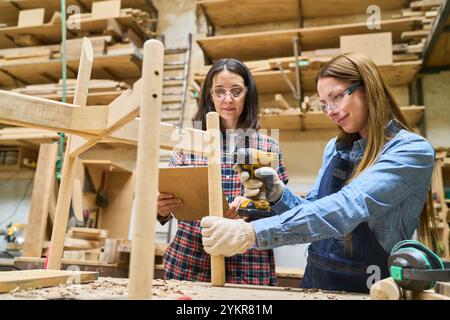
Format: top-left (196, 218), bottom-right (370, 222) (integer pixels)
top-left (157, 193), bottom-right (183, 217)
top-left (224, 196), bottom-right (247, 220)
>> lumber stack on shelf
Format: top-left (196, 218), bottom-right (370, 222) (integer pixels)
top-left (393, 0), bottom-right (442, 61)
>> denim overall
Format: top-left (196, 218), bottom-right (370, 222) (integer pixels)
top-left (300, 141), bottom-right (390, 293)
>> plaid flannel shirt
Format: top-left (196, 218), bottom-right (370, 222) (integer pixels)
top-left (163, 131), bottom-right (288, 285)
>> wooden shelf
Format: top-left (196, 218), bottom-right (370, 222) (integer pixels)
top-left (197, 0), bottom-right (408, 28)
top-left (260, 106), bottom-right (424, 130)
top-left (197, 0), bottom-right (300, 28)
top-left (425, 16), bottom-right (450, 68)
top-left (301, 0), bottom-right (407, 19)
top-left (83, 159), bottom-right (133, 174)
top-left (0, 0), bottom-right (157, 28)
top-left (0, 11), bottom-right (155, 49)
top-left (0, 52), bottom-right (142, 89)
top-left (0, 145), bottom-right (38, 171)
top-left (197, 17), bottom-right (421, 61)
top-left (195, 60), bottom-right (421, 94)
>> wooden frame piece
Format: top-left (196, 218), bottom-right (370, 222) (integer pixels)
top-left (0, 38), bottom-right (226, 299)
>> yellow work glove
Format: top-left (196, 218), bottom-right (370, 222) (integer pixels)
top-left (200, 216), bottom-right (256, 257)
top-left (233, 164), bottom-right (285, 203)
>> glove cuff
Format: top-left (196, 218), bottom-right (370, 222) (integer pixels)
top-left (243, 222), bottom-right (256, 249)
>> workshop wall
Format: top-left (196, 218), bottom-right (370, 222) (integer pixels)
top-left (423, 70), bottom-right (450, 148)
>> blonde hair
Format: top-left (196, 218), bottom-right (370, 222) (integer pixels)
top-left (316, 52), bottom-right (413, 180)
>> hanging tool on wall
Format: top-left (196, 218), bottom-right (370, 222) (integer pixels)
top-left (95, 171), bottom-right (108, 208)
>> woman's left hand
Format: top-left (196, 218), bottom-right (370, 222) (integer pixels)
top-left (224, 196), bottom-right (247, 219)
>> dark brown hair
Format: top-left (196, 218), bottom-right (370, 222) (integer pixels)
top-left (193, 58), bottom-right (260, 131)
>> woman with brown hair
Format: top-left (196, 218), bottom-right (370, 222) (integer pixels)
top-left (157, 58), bottom-right (288, 285)
top-left (200, 52), bottom-right (435, 293)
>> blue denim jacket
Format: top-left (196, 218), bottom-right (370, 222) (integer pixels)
top-left (251, 123), bottom-right (435, 253)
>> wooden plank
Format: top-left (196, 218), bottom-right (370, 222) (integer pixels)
top-left (301, 0), bottom-right (407, 19)
top-left (197, 18), bottom-right (420, 61)
top-left (196, 61), bottom-right (421, 93)
top-left (0, 90), bottom-right (108, 134)
top-left (197, 0), bottom-right (407, 27)
top-left (22, 143), bottom-right (59, 257)
top-left (340, 32), bottom-right (394, 65)
top-left (158, 167), bottom-right (229, 220)
top-left (47, 38), bottom-right (94, 271)
top-left (128, 39), bottom-right (164, 300)
top-left (0, 270), bottom-right (98, 293)
top-left (426, 27), bottom-right (450, 67)
top-left (0, 51), bottom-right (141, 90)
top-left (0, 128), bottom-right (59, 146)
top-left (206, 112), bottom-right (226, 287)
top-left (67, 227), bottom-right (109, 240)
top-left (197, 0), bottom-right (299, 27)
top-left (91, 0), bottom-right (121, 20)
top-left (0, 10), bottom-right (152, 49)
top-left (435, 282), bottom-right (450, 297)
top-left (64, 237), bottom-right (102, 250)
top-left (83, 159), bottom-right (132, 173)
top-left (260, 106), bottom-right (424, 130)
top-left (17, 8), bottom-right (45, 27)
top-left (101, 171), bottom-right (134, 239)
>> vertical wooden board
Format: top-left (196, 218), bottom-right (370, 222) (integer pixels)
top-left (340, 32), bottom-right (393, 66)
top-left (102, 171), bottom-right (134, 239)
top-left (23, 143), bottom-right (59, 257)
top-left (17, 8), bottom-right (45, 27)
top-left (91, 0), bottom-right (122, 20)
top-left (206, 112), bottom-right (226, 287)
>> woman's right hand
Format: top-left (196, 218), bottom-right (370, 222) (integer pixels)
top-left (157, 193), bottom-right (183, 217)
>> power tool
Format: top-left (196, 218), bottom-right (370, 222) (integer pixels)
top-left (234, 147), bottom-right (279, 221)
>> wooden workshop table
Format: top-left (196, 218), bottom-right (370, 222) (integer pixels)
top-left (0, 277), bottom-right (369, 300)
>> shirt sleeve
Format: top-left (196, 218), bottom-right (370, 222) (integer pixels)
top-left (169, 151), bottom-right (184, 167)
top-left (251, 136), bottom-right (435, 249)
top-left (271, 137), bottom-right (336, 214)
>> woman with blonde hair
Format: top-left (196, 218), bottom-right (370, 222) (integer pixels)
top-left (200, 52), bottom-right (435, 293)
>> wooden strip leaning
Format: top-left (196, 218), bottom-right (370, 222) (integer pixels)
top-left (47, 37), bottom-right (93, 270)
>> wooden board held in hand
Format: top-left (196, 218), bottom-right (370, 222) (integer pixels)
top-left (0, 270), bottom-right (98, 293)
top-left (158, 166), bottom-right (229, 221)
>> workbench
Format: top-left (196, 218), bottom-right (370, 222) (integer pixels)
top-left (0, 277), bottom-right (369, 300)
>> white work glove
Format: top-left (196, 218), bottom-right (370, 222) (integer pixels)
top-left (201, 216), bottom-right (256, 257)
top-left (233, 164), bottom-right (285, 203)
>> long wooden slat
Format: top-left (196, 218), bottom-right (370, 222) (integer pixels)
top-left (197, 18), bottom-right (421, 61)
top-left (128, 39), bottom-right (164, 300)
top-left (0, 10), bottom-right (153, 49)
top-left (196, 0), bottom-right (406, 28)
top-left (109, 119), bottom-right (211, 155)
top-left (47, 38), bottom-right (94, 270)
top-left (196, 60), bottom-right (421, 94)
top-left (260, 106), bottom-right (425, 130)
top-left (206, 111), bottom-right (226, 287)
top-left (22, 143), bottom-right (59, 257)
top-left (0, 89), bottom-right (108, 134)
top-left (0, 270), bottom-right (98, 293)
top-left (197, 0), bottom-right (299, 27)
top-left (0, 51), bottom-right (141, 90)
